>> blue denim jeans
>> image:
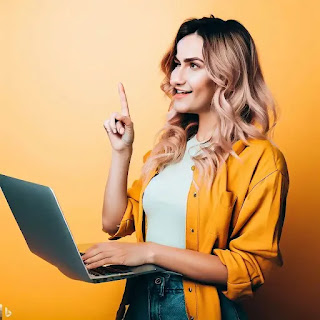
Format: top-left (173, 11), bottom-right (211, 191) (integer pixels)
top-left (218, 290), bottom-right (249, 320)
top-left (122, 272), bottom-right (189, 320)
top-left (117, 271), bottom-right (248, 320)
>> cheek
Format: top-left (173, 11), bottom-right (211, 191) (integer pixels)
top-left (191, 74), bottom-right (214, 94)
top-left (193, 84), bottom-right (214, 100)
top-left (191, 82), bottom-right (215, 109)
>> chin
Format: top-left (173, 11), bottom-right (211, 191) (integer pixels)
top-left (173, 103), bottom-right (193, 114)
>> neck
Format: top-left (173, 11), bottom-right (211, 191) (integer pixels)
top-left (196, 110), bottom-right (218, 141)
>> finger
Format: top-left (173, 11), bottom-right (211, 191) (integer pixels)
top-left (82, 243), bottom-right (104, 258)
top-left (114, 113), bottom-right (133, 128)
top-left (86, 259), bottom-right (106, 269)
top-left (116, 119), bottom-right (125, 135)
top-left (118, 82), bottom-right (130, 118)
top-left (109, 112), bottom-right (117, 133)
top-left (86, 257), bottom-right (111, 269)
top-left (103, 119), bottom-right (112, 134)
top-left (81, 247), bottom-right (98, 261)
top-left (109, 112), bottom-right (119, 134)
top-left (83, 252), bottom-right (107, 264)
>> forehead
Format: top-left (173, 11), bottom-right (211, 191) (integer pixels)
top-left (176, 33), bottom-right (204, 59)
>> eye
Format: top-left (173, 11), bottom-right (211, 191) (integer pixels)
top-left (173, 61), bottom-right (199, 69)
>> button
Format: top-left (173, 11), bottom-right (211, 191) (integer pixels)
top-left (188, 287), bottom-right (192, 292)
top-left (191, 165), bottom-right (195, 171)
top-left (155, 277), bottom-right (162, 284)
top-left (190, 228), bottom-right (194, 232)
top-left (190, 317), bottom-right (194, 320)
top-left (193, 192), bottom-right (197, 197)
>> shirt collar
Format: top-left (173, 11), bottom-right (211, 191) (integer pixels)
top-left (232, 137), bottom-right (257, 156)
top-left (188, 135), bottom-right (252, 156)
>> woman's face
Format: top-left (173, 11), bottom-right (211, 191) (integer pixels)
top-left (170, 33), bottom-right (215, 114)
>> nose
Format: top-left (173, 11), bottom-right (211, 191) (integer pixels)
top-left (170, 67), bottom-right (187, 87)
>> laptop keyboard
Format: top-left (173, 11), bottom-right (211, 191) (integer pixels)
top-left (80, 252), bottom-right (133, 276)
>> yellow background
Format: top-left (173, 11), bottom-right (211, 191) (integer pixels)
top-left (1, 0), bottom-right (319, 319)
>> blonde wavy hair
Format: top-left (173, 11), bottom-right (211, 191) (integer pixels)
top-left (141, 14), bottom-right (278, 190)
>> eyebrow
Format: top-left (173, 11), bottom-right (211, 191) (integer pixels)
top-left (174, 56), bottom-right (204, 63)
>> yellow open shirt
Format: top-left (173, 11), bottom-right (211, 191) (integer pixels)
top-left (106, 137), bottom-right (290, 320)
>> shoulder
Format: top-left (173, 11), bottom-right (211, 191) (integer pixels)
top-left (232, 138), bottom-right (289, 182)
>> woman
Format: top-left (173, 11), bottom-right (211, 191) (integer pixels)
top-left (81, 15), bottom-right (289, 320)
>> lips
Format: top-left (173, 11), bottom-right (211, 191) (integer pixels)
top-left (174, 92), bottom-right (192, 99)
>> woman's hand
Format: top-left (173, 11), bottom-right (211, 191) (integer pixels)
top-left (81, 242), bottom-right (154, 269)
top-left (103, 82), bottom-right (135, 152)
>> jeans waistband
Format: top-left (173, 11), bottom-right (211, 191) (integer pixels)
top-left (139, 271), bottom-right (183, 282)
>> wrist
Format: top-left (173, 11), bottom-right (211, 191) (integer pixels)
top-left (112, 148), bottom-right (132, 160)
top-left (145, 242), bottom-right (157, 264)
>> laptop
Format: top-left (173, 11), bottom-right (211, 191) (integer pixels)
top-left (0, 173), bottom-right (182, 283)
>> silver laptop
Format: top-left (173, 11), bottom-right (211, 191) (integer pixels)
top-left (0, 174), bottom-right (181, 283)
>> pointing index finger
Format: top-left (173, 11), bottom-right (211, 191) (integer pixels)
top-left (118, 82), bottom-right (130, 117)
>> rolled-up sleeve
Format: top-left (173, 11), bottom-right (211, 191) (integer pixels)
top-left (107, 150), bottom-right (152, 240)
top-left (213, 169), bottom-right (289, 301)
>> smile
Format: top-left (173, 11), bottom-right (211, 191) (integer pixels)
top-left (174, 92), bottom-right (192, 99)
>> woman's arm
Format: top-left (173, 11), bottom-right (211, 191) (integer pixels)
top-left (147, 243), bottom-right (228, 286)
top-left (102, 148), bottom-right (133, 234)
top-left (213, 170), bottom-right (289, 301)
top-left (104, 149), bottom-right (152, 239)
